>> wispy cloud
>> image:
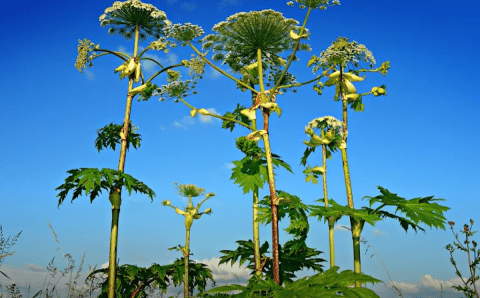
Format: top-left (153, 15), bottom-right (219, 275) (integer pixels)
top-left (225, 163), bottom-right (235, 169)
top-left (173, 115), bottom-right (195, 129)
top-left (84, 69), bottom-right (95, 80)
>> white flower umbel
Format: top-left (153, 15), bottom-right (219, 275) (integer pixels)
top-left (100, 0), bottom-right (170, 40)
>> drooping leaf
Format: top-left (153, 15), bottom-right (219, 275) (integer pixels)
top-left (56, 168), bottom-right (156, 207)
top-left (363, 186), bottom-right (450, 231)
top-left (309, 199), bottom-right (382, 228)
top-left (257, 190), bottom-right (310, 239)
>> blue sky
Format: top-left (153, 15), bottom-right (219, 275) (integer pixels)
top-left (1, 0), bottom-right (479, 297)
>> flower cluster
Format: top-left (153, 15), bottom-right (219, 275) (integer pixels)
top-left (202, 9), bottom-right (308, 71)
top-left (182, 54), bottom-right (206, 77)
top-left (154, 79), bottom-right (198, 102)
top-left (148, 40), bottom-right (167, 51)
top-left (74, 39), bottom-right (97, 73)
top-left (164, 23), bottom-right (204, 45)
top-left (99, 0), bottom-right (171, 40)
top-left (175, 183), bottom-right (205, 197)
top-left (304, 115), bottom-right (347, 148)
top-left (309, 36), bottom-right (375, 72)
top-left (287, 0), bottom-right (340, 10)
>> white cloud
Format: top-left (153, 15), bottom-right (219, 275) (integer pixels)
top-left (200, 108), bottom-right (221, 123)
top-left (371, 228), bottom-right (387, 236)
top-left (26, 263), bottom-right (45, 272)
top-left (225, 163), bottom-right (235, 169)
top-left (194, 257), bottom-right (250, 282)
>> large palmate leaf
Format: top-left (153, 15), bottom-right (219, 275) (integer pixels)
top-left (203, 266), bottom-right (382, 297)
top-left (90, 263), bottom-right (171, 298)
top-left (95, 121), bottom-right (142, 152)
top-left (309, 199), bottom-right (382, 228)
top-left (230, 150), bottom-right (293, 194)
top-left (362, 186), bottom-right (450, 232)
top-left (257, 190), bottom-right (310, 239)
top-left (90, 259), bottom-right (214, 298)
top-left (219, 239), bottom-right (325, 285)
top-left (56, 168), bottom-right (155, 207)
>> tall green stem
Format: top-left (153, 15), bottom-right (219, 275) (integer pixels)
top-left (339, 65), bottom-right (363, 287)
top-left (108, 24), bottom-right (140, 298)
top-left (322, 145), bottom-right (335, 268)
top-left (256, 48), bottom-right (280, 284)
top-left (184, 227), bottom-right (191, 298)
top-left (250, 87), bottom-right (262, 277)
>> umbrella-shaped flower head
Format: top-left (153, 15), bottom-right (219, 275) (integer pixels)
top-left (287, 0), bottom-right (341, 10)
top-left (99, 0), bottom-right (171, 40)
top-left (304, 116), bottom-right (346, 153)
top-left (175, 183), bottom-right (205, 198)
top-left (309, 36), bottom-right (375, 72)
top-left (202, 9), bottom-right (310, 72)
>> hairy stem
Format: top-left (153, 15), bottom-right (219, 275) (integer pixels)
top-left (184, 227), bottom-right (191, 298)
top-left (108, 24), bottom-right (140, 298)
top-left (322, 145), bottom-right (335, 267)
top-left (257, 48), bottom-right (280, 284)
top-left (249, 87), bottom-right (262, 277)
top-left (338, 65), bottom-right (363, 287)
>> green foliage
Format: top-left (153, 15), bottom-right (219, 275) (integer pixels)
top-left (257, 190), bottom-right (310, 239)
top-left (221, 104), bottom-right (252, 132)
top-left (230, 156), bottom-right (268, 194)
top-left (363, 186), bottom-right (450, 232)
top-left (203, 266), bottom-right (382, 297)
top-left (55, 168), bottom-right (155, 207)
top-left (95, 121), bottom-right (142, 152)
top-left (445, 220), bottom-right (480, 298)
top-left (230, 138), bottom-right (292, 194)
top-left (218, 239), bottom-right (325, 285)
top-left (309, 199), bottom-right (381, 230)
top-left (89, 258), bottom-right (214, 297)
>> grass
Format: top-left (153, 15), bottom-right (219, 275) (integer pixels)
top-left (0, 220), bottom-right (478, 297)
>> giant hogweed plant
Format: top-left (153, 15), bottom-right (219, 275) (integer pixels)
top-left (304, 37), bottom-right (450, 287)
top-left (56, 0), bottom-right (204, 297)
top-left (160, 4), bottom-right (339, 285)
top-left (162, 183), bottom-right (215, 298)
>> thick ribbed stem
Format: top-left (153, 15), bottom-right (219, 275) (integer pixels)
top-left (339, 64), bottom-right (362, 287)
top-left (322, 145), bottom-right (335, 267)
top-left (257, 48), bottom-right (280, 284)
top-left (250, 87), bottom-right (262, 277)
top-left (184, 227), bottom-right (191, 298)
top-left (107, 24), bottom-right (140, 298)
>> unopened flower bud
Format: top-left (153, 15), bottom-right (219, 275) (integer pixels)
top-left (204, 208), bottom-right (212, 214)
top-left (190, 109), bottom-right (198, 117)
top-left (206, 193), bottom-right (215, 199)
top-left (198, 108), bottom-right (209, 115)
top-left (163, 200), bottom-right (171, 206)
